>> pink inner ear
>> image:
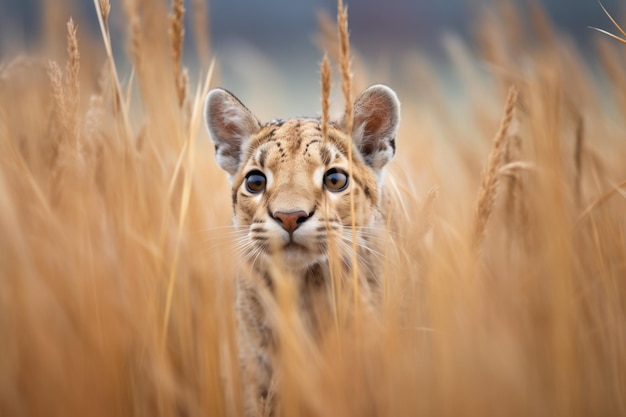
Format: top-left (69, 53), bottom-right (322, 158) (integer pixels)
top-left (363, 110), bottom-right (385, 136)
top-left (220, 118), bottom-right (241, 137)
top-left (211, 103), bottom-right (241, 138)
top-left (357, 94), bottom-right (390, 137)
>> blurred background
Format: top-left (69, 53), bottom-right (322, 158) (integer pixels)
top-left (0, 0), bottom-right (621, 116)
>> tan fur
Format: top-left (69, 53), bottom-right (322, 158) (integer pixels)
top-left (204, 85), bottom-right (399, 416)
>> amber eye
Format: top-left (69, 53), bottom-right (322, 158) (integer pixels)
top-left (245, 171), bottom-right (266, 194)
top-left (324, 168), bottom-right (349, 192)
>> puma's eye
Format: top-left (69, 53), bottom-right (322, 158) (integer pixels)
top-left (324, 168), bottom-right (349, 192)
top-left (245, 171), bottom-right (266, 194)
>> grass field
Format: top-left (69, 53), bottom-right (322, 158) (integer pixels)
top-left (0, 0), bottom-right (625, 416)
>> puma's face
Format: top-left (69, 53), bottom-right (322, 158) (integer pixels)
top-left (204, 85), bottom-right (400, 272)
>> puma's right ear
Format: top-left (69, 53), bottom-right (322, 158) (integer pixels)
top-left (347, 84), bottom-right (400, 175)
top-left (203, 88), bottom-right (262, 178)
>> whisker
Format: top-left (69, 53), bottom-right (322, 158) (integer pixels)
top-left (199, 229), bottom-right (247, 241)
top-left (340, 233), bottom-right (387, 266)
top-left (233, 240), bottom-right (256, 256)
top-left (199, 233), bottom-right (248, 254)
top-left (240, 246), bottom-right (259, 264)
top-left (250, 246), bottom-right (266, 270)
top-left (342, 228), bottom-right (397, 241)
top-left (201, 232), bottom-right (248, 245)
top-left (346, 225), bottom-right (400, 235)
top-left (196, 225), bottom-right (240, 233)
top-left (336, 239), bottom-right (378, 282)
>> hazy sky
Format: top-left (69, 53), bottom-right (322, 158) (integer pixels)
top-left (0, 0), bottom-right (620, 54)
top-left (0, 0), bottom-right (620, 115)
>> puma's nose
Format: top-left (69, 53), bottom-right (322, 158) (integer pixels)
top-left (272, 210), bottom-right (310, 234)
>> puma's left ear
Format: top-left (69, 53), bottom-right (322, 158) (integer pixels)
top-left (347, 84), bottom-right (400, 173)
top-left (203, 88), bottom-right (262, 179)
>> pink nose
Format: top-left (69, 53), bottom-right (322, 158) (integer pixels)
top-left (273, 210), bottom-right (309, 233)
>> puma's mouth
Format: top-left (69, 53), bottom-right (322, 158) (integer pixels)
top-left (256, 240), bottom-right (325, 271)
top-left (262, 240), bottom-right (308, 255)
top-left (283, 241), bottom-right (308, 251)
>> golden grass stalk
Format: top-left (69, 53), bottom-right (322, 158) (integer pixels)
top-left (315, 11), bottom-right (368, 95)
top-left (316, 12), bottom-right (340, 65)
top-left (502, 129), bottom-right (531, 241)
top-left (98, 0), bottom-right (110, 24)
top-left (415, 187), bottom-right (439, 242)
top-left (65, 18), bottom-right (80, 147)
top-left (529, 0), bottom-right (555, 47)
top-left (169, 0), bottom-right (187, 107)
top-left (92, 0), bottom-right (133, 142)
top-left (589, 1), bottom-right (626, 44)
top-left (596, 38), bottom-right (626, 115)
top-left (65, 18), bottom-right (79, 96)
top-left (498, 0), bottom-right (525, 55)
top-left (192, 0), bottom-right (211, 71)
top-left (129, 12), bottom-right (143, 81)
top-left (46, 18), bottom-right (81, 151)
top-left (577, 179), bottom-right (626, 224)
top-left (319, 52), bottom-right (345, 345)
top-left (320, 53), bottom-right (331, 143)
top-left (337, 0), bottom-right (352, 132)
top-left (41, 0), bottom-right (68, 55)
top-left (161, 58), bottom-right (216, 348)
top-left (47, 60), bottom-right (66, 131)
top-left (337, 0), bottom-right (360, 313)
top-left (473, 85), bottom-right (519, 249)
top-left (574, 114), bottom-right (584, 207)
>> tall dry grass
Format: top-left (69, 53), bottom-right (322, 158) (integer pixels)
top-left (1, 1), bottom-right (625, 416)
